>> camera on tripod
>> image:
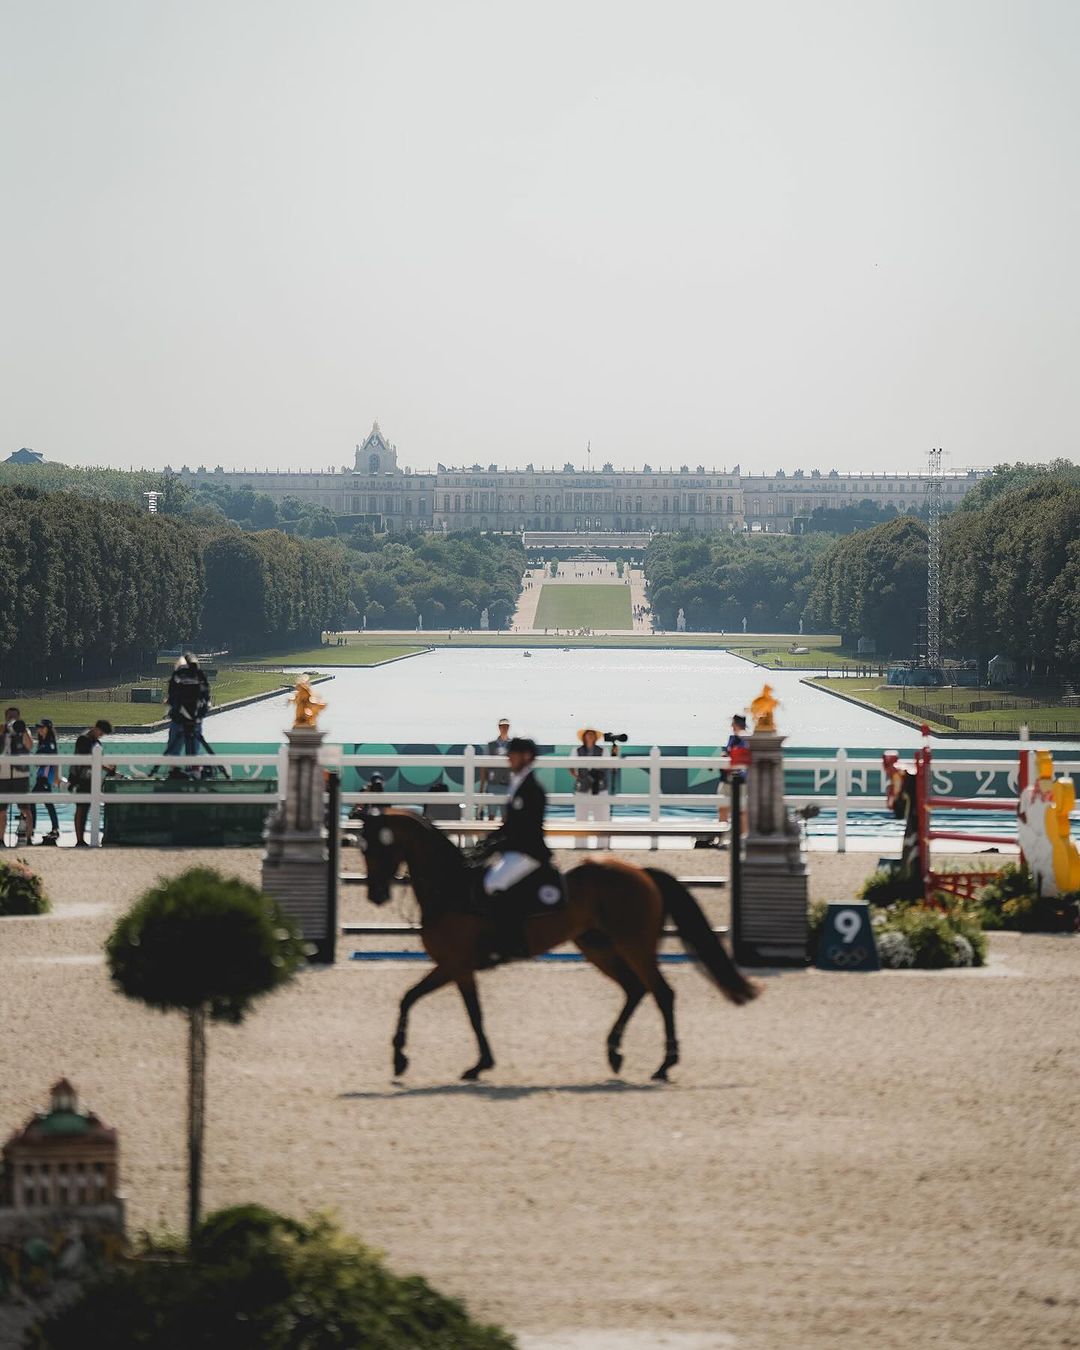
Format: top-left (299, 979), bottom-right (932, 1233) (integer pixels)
top-left (603, 732), bottom-right (628, 745)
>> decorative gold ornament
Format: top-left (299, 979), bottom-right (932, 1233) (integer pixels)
top-left (290, 675), bottom-right (327, 729)
top-left (750, 684), bottom-right (779, 733)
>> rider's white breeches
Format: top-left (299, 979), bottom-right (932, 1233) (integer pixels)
top-left (483, 852), bottom-right (541, 895)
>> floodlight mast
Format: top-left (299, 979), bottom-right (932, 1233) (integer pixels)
top-left (926, 447), bottom-right (942, 668)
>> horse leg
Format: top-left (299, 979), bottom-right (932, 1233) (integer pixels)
top-left (575, 937), bottom-right (645, 1074)
top-left (606, 970), bottom-right (646, 1075)
top-left (647, 967), bottom-right (679, 1081)
top-left (392, 966), bottom-right (452, 1077)
top-left (620, 950), bottom-right (679, 1082)
top-left (457, 975), bottom-right (495, 1081)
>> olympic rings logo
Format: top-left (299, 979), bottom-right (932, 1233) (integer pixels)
top-left (825, 945), bottom-right (870, 967)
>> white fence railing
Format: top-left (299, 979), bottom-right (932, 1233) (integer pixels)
top-left (2, 747), bottom-right (1077, 850)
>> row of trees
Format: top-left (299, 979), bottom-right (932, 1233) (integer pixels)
top-left (803, 517), bottom-right (928, 654)
top-left (201, 531), bottom-right (352, 653)
top-left (0, 486), bottom-right (204, 685)
top-left (348, 532), bottom-right (526, 630)
top-left (0, 487), bottom-right (351, 681)
top-left (804, 465), bottom-right (1080, 676)
top-left (943, 478), bottom-right (1080, 678)
top-left (803, 498), bottom-right (929, 534)
top-left (645, 533), bottom-right (829, 632)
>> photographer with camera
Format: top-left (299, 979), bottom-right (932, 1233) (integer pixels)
top-left (1, 705), bottom-right (34, 845)
top-left (163, 653), bottom-right (211, 776)
top-left (573, 728), bottom-right (613, 849)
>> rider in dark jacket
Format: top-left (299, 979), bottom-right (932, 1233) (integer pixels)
top-left (479, 737), bottom-right (550, 893)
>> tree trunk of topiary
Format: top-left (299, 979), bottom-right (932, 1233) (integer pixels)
top-left (187, 1004), bottom-right (207, 1243)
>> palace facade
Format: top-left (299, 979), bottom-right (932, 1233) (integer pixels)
top-left (174, 423), bottom-right (985, 535)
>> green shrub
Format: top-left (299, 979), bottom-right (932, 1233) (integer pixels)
top-left (876, 930), bottom-right (915, 968)
top-left (0, 858), bottom-right (50, 915)
top-left (807, 899), bottom-right (828, 955)
top-left (859, 866), bottom-right (921, 906)
top-left (877, 905), bottom-right (987, 969)
top-left (976, 863), bottom-right (1080, 933)
top-left (891, 907), bottom-right (957, 968)
top-left (27, 1208), bottom-right (515, 1350)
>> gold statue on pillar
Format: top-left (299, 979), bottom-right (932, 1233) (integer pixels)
top-left (290, 675), bottom-right (327, 729)
top-left (750, 684), bottom-right (779, 733)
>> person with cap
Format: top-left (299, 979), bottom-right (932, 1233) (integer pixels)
top-left (572, 727), bottom-right (610, 849)
top-left (163, 653), bottom-right (211, 774)
top-left (31, 718), bottom-right (60, 845)
top-left (477, 737), bottom-right (551, 896)
top-left (478, 717), bottom-right (512, 820)
top-left (718, 712), bottom-right (749, 833)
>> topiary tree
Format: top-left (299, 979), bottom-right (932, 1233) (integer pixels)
top-left (105, 869), bottom-right (305, 1239)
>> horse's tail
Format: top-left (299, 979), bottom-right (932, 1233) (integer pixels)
top-left (644, 868), bottom-right (759, 1006)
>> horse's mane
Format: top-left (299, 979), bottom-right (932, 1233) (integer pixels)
top-left (387, 808), bottom-right (468, 867)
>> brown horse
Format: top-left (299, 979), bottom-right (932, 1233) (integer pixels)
top-left (358, 809), bottom-right (759, 1082)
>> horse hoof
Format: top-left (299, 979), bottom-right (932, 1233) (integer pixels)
top-left (650, 1065), bottom-right (670, 1082)
top-left (607, 1048), bottom-right (623, 1074)
top-left (461, 1056), bottom-right (494, 1082)
top-left (393, 1050), bottom-right (408, 1077)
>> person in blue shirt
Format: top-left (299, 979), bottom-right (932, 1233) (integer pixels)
top-left (719, 713), bottom-right (748, 830)
top-left (31, 719), bottom-right (60, 845)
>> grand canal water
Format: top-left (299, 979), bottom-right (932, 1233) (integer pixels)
top-left (23, 650), bottom-right (1077, 849)
top-left (198, 648), bottom-right (1056, 755)
top-left (204, 648), bottom-right (928, 748)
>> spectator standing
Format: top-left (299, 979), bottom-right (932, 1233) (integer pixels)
top-left (1, 705), bottom-right (33, 845)
top-left (718, 713), bottom-right (749, 832)
top-left (573, 727), bottom-right (610, 849)
top-left (164, 653), bottom-right (211, 774)
top-left (31, 719), bottom-right (60, 845)
top-left (70, 719), bottom-right (113, 847)
top-left (479, 717), bottom-right (512, 820)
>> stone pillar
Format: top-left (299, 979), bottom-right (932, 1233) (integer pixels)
top-left (261, 727), bottom-right (335, 963)
top-left (737, 728), bottom-right (808, 965)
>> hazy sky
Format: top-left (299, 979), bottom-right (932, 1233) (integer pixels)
top-left (3, 1), bottom-right (1078, 475)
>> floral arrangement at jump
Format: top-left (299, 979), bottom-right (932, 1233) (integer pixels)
top-left (0, 856), bottom-right (50, 915)
top-left (809, 885), bottom-right (987, 970)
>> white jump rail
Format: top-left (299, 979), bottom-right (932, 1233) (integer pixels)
top-left (1, 747), bottom-right (1076, 849)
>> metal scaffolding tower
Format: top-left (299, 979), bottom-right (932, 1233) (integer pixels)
top-left (926, 447), bottom-right (942, 667)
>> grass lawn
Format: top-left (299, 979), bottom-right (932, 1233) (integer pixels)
top-left (245, 643), bottom-right (425, 667)
top-left (262, 630), bottom-right (842, 651)
top-left (533, 585), bottom-right (633, 630)
top-left (810, 677), bottom-right (1080, 735)
top-left (740, 643), bottom-right (859, 670)
top-left (17, 671), bottom-right (303, 730)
